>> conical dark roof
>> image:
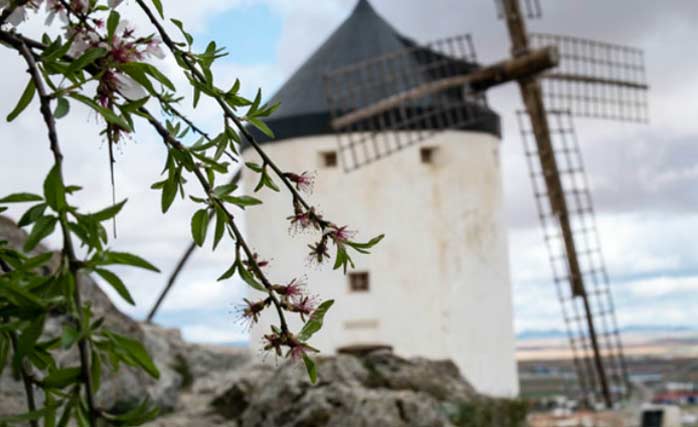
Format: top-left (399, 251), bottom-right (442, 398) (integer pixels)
top-left (251, 0), bottom-right (500, 144)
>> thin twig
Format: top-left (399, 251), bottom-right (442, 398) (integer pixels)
top-left (143, 110), bottom-right (290, 333)
top-left (134, 0), bottom-right (320, 218)
top-left (146, 168), bottom-right (242, 323)
top-left (15, 40), bottom-right (98, 427)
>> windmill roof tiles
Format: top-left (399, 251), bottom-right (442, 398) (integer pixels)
top-left (248, 0), bottom-right (500, 144)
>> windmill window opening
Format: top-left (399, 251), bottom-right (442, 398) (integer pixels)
top-left (420, 146), bottom-right (438, 164)
top-left (348, 272), bottom-right (370, 292)
top-left (319, 150), bottom-right (338, 168)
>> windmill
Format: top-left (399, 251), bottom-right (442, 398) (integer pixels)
top-left (322, 0), bottom-right (649, 408)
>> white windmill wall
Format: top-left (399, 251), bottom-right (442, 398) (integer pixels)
top-left (243, 130), bottom-right (519, 397)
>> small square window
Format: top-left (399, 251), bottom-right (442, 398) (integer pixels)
top-left (319, 150), bottom-right (338, 168)
top-left (420, 146), bottom-right (437, 164)
top-left (348, 272), bottom-right (370, 292)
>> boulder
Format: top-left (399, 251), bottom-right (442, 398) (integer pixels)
top-left (210, 350), bottom-right (481, 427)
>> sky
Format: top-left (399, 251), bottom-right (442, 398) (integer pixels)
top-left (1, 0), bottom-right (697, 343)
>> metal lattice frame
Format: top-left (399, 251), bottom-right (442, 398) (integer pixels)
top-left (517, 109), bottom-right (630, 406)
top-left (324, 34), bottom-right (490, 172)
top-left (531, 33), bottom-right (649, 122)
top-left (496, 0), bottom-right (542, 19)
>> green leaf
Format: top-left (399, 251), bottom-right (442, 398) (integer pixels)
top-left (17, 315), bottom-right (46, 359)
top-left (151, 0), bottom-right (164, 18)
top-left (303, 353), bottom-right (318, 384)
top-left (70, 93), bottom-right (132, 131)
top-left (54, 97), bottom-right (70, 119)
top-left (90, 199), bottom-right (127, 222)
top-left (99, 251), bottom-right (160, 272)
top-left (212, 204), bottom-right (226, 250)
top-left (60, 325), bottom-right (79, 349)
top-left (216, 262), bottom-right (237, 281)
top-left (0, 206), bottom-right (6, 213)
top-left (238, 262), bottom-right (267, 292)
top-left (18, 203), bottom-right (48, 227)
top-left (212, 183), bottom-right (238, 197)
top-left (161, 175), bottom-right (178, 213)
top-left (43, 164), bottom-right (66, 212)
top-left (247, 117), bottom-right (274, 138)
top-left (0, 193), bottom-right (43, 204)
top-left (142, 63), bottom-right (175, 91)
top-left (102, 398), bottom-right (159, 425)
top-left (22, 252), bottom-right (53, 270)
top-left (7, 79), bottom-right (36, 122)
top-left (108, 333), bottom-right (160, 379)
top-left (170, 19), bottom-right (193, 46)
top-left (0, 408), bottom-right (52, 424)
top-left (24, 216), bottom-right (58, 252)
top-left (66, 48), bottom-right (107, 76)
top-left (245, 162), bottom-right (263, 173)
top-left (222, 195), bottom-right (262, 209)
top-left (43, 367), bottom-right (82, 389)
top-left (248, 88), bottom-right (262, 115)
top-left (346, 234), bottom-right (386, 253)
top-left (297, 300), bottom-right (334, 342)
top-left (107, 10), bottom-right (120, 39)
top-left (190, 209), bottom-right (209, 247)
top-left (45, 394), bottom-right (57, 427)
top-left (95, 268), bottom-right (134, 305)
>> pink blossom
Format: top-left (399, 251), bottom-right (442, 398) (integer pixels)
top-left (288, 344), bottom-right (306, 361)
top-left (307, 240), bottom-right (330, 266)
top-left (288, 211), bottom-right (313, 234)
top-left (329, 225), bottom-right (356, 244)
top-left (284, 171), bottom-right (316, 194)
top-left (44, 0), bottom-right (67, 26)
top-left (114, 73), bottom-right (146, 100)
top-left (273, 277), bottom-right (307, 301)
top-left (290, 295), bottom-right (317, 322)
top-left (235, 298), bottom-right (268, 330)
top-left (144, 36), bottom-right (165, 60)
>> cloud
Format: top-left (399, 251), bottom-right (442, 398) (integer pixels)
top-left (622, 275), bottom-right (698, 299)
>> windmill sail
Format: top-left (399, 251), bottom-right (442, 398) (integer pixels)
top-left (496, 0), bottom-right (542, 19)
top-left (531, 33), bottom-right (649, 122)
top-left (517, 109), bottom-right (630, 406)
top-left (324, 34), bottom-right (494, 172)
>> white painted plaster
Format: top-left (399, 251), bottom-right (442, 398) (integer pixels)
top-left (243, 130), bottom-right (519, 397)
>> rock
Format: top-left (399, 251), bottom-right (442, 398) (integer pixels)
top-left (210, 350), bottom-right (480, 427)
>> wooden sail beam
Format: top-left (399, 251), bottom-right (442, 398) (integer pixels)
top-left (330, 46), bottom-right (559, 130)
top-left (501, 0), bottom-right (614, 409)
top-left (543, 73), bottom-right (649, 91)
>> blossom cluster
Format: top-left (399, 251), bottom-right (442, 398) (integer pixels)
top-left (1, 0), bottom-right (123, 27)
top-left (1, 0), bottom-right (165, 139)
top-left (236, 274), bottom-right (320, 361)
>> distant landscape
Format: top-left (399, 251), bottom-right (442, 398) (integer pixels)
top-left (516, 325), bottom-right (698, 361)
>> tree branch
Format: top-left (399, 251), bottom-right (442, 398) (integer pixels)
top-left (14, 40), bottom-right (98, 427)
top-left (142, 109), bottom-right (290, 333)
top-left (134, 0), bottom-right (322, 220)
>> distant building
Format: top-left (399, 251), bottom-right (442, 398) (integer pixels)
top-left (243, 0), bottom-right (518, 397)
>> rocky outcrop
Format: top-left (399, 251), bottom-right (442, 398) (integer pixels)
top-left (146, 349), bottom-right (489, 427)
